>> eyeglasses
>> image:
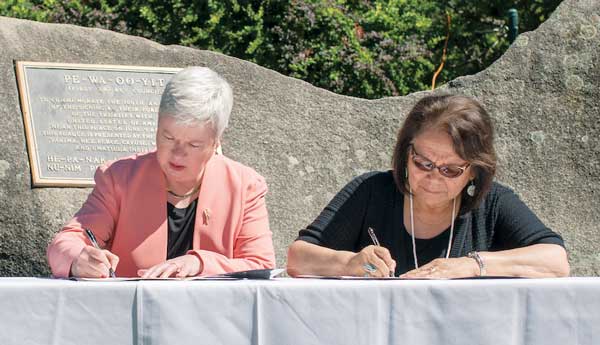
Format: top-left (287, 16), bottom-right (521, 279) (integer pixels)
top-left (410, 144), bottom-right (470, 178)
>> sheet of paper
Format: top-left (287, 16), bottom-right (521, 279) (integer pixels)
top-left (294, 275), bottom-right (523, 280)
top-left (72, 277), bottom-right (179, 281)
top-left (70, 268), bottom-right (287, 281)
top-left (294, 275), bottom-right (407, 280)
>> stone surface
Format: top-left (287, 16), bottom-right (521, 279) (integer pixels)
top-left (0, 0), bottom-right (598, 276)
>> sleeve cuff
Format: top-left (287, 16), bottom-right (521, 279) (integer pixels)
top-left (48, 242), bottom-right (86, 278)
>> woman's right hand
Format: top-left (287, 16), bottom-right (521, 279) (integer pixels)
top-left (346, 245), bottom-right (396, 277)
top-left (70, 246), bottom-right (119, 278)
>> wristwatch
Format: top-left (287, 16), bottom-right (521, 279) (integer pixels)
top-left (467, 251), bottom-right (486, 276)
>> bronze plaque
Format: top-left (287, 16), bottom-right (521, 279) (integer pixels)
top-left (16, 62), bottom-right (181, 187)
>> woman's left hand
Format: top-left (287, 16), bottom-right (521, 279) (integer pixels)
top-left (400, 257), bottom-right (478, 279)
top-left (138, 254), bottom-right (203, 278)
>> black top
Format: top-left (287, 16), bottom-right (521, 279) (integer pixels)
top-left (297, 171), bottom-right (565, 276)
top-left (167, 199), bottom-right (197, 260)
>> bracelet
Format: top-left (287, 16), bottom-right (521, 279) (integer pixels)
top-left (467, 251), bottom-right (486, 276)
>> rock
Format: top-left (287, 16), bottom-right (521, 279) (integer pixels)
top-left (0, 0), bottom-right (598, 276)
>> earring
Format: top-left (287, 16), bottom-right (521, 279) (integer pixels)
top-left (405, 167), bottom-right (408, 179)
top-left (467, 180), bottom-right (476, 197)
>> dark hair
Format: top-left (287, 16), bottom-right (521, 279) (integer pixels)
top-left (392, 94), bottom-right (497, 213)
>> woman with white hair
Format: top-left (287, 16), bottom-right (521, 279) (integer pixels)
top-left (48, 67), bottom-right (276, 278)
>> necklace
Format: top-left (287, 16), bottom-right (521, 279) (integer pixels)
top-left (408, 187), bottom-right (456, 269)
top-left (167, 183), bottom-right (201, 199)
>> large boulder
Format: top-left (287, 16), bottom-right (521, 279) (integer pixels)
top-left (0, 0), bottom-right (598, 276)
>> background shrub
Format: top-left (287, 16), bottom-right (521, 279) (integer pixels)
top-left (0, 0), bottom-right (561, 99)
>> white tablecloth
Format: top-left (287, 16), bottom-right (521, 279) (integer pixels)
top-left (1, 277), bottom-right (599, 345)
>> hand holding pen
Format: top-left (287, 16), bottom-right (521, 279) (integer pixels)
top-left (70, 228), bottom-right (119, 278)
top-left (346, 227), bottom-right (396, 277)
top-left (367, 227), bottom-right (395, 277)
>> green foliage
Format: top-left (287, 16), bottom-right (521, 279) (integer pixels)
top-left (259, 1), bottom-right (439, 97)
top-left (437, 0), bottom-right (562, 84)
top-left (0, 0), bottom-right (561, 99)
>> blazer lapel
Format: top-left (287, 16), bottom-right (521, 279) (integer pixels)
top-left (193, 153), bottom-right (223, 249)
top-left (128, 153), bottom-right (169, 264)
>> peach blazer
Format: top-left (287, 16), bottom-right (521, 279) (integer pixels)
top-left (47, 151), bottom-right (276, 278)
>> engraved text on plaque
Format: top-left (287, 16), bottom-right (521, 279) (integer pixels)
top-left (16, 62), bottom-right (181, 187)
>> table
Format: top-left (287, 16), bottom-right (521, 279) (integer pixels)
top-left (1, 277), bottom-right (599, 345)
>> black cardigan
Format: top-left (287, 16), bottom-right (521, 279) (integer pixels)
top-left (297, 171), bottom-right (565, 276)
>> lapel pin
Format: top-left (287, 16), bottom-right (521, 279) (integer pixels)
top-left (203, 208), bottom-right (211, 225)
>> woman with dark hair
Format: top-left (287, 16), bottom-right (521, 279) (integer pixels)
top-left (287, 94), bottom-right (569, 278)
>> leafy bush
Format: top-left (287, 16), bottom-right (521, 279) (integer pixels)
top-left (0, 0), bottom-right (560, 99)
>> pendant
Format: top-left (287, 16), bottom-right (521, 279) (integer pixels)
top-left (467, 184), bottom-right (476, 197)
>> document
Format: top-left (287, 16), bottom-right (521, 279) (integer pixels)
top-left (70, 268), bottom-right (285, 281)
top-left (295, 275), bottom-right (407, 280)
top-left (294, 275), bottom-right (522, 280)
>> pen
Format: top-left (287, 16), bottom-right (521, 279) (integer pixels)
top-left (84, 228), bottom-right (116, 278)
top-left (367, 227), bottom-right (394, 277)
top-left (367, 227), bottom-right (380, 246)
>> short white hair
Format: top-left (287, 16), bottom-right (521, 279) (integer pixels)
top-left (159, 67), bottom-right (233, 138)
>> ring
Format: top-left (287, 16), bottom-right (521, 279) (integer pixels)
top-left (429, 267), bottom-right (437, 273)
top-left (362, 263), bottom-right (377, 273)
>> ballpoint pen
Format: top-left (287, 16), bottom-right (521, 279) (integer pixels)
top-left (367, 227), bottom-right (394, 277)
top-left (84, 228), bottom-right (116, 278)
top-left (367, 227), bottom-right (380, 246)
